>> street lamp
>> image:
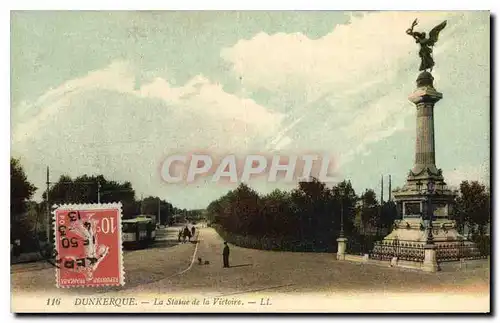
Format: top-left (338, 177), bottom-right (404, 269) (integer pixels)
top-left (338, 187), bottom-right (351, 239)
top-left (340, 200), bottom-right (345, 238)
top-left (339, 198), bottom-right (356, 239)
top-left (416, 180), bottom-right (436, 245)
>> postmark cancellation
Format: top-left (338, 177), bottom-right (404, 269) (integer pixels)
top-left (52, 203), bottom-right (124, 288)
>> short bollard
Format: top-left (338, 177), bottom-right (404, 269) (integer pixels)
top-left (336, 237), bottom-right (347, 260)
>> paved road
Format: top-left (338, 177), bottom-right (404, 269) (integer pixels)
top-left (11, 225), bottom-right (198, 295)
top-left (12, 226), bottom-right (490, 297)
top-left (113, 227), bottom-right (490, 297)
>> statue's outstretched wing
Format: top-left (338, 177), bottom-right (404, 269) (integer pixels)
top-left (428, 20), bottom-right (447, 46)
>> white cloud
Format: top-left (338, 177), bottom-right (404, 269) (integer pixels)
top-left (221, 11), bottom-right (470, 167)
top-left (337, 91), bottom-right (411, 158)
top-left (221, 11), bottom-right (456, 98)
top-left (444, 163), bottom-right (490, 188)
top-left (11, 61), bottom-right (285, 207)
top-left (137, 76), bottom-right (283, 137)
top-left (12, 61), bottom-right (136, 143)
top-left (13, 61), bottom-right (284, 148)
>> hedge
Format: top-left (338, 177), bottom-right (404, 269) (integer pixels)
top-left (212, 224), bottom-right (336, 253)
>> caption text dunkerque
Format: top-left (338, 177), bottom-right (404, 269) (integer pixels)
top-left (47, 296), bottom-right (273, 307)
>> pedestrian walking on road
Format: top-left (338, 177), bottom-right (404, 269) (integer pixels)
top-left (223, 241), bottom-right (230, 268)
top-left (191, 226), bottom-right (196, 238)
top-left (183, 226), bottom-right (191, 242)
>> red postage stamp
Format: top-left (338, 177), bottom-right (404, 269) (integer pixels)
top-left (53, 203), bottom-right (124, 288)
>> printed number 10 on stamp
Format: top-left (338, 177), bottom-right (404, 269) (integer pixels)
top-left (53, 203), bottom-right (124, 288)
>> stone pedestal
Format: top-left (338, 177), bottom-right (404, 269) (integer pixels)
top-left (336, 237), bottom-right (347, 260)
top-left (422, 244), bottom-right (440, 272)
top-left (382, 218), bottom-right (461, 242)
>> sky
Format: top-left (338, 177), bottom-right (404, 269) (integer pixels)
top-left (11, 11), bottom-right (490, 209)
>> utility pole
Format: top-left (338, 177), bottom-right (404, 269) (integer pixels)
top-left (380, 175), bottom-right (384, 204)
top-left (97, 181), bottom-right (101, 204)
top-left (378, 175), bottom-right (383, 236)
top-left (340, 199), bottom-right (344, 238)
top-left (388, 175), bottom-right (392, 202)
top-left (157, 198), bottom-right (161, 225)
top-left (46, 166), bottom-right (50, 244)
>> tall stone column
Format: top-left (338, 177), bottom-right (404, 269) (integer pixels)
top-left (383, 71), bottom-right (459, 245)
top-left (408, 71), bottom-right (442, 178)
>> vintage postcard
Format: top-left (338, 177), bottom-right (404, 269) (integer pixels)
top-left (10, 10), bottom-right (490, 313)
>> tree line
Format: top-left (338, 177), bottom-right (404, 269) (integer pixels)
top-left (207, 179), bottom-right (399, 252)
top-left (10, 158), bottom-right (191, 253)
top-left (207, 178), bottom-right (490, 252)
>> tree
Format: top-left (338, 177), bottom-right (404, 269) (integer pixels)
top-left (44, 174), bottom-right (138, 217)
top-left (356, 189), bottom-right (380, 234)
top-left (380, 201), bottom-right (398, 234)
top-left (331, 180), bottom-right (358, 236)
top-left (259, 189), bottom-right (295, 237)
top-left (288, 178), bottom-right (358, 248)
top-left (11, 158), bottom-right (37, 218)
top-left (15, 201), bottom-right (45, 252)
top-left (160, 202), bottom-right (174, 225)
top-left (11, 158), bottom-right (37, 241)
top-left (454, 181), bottom-right (490, 236)
top-left (290, 178), bottom-right (329, 241)
top-left (229, 183), bottom-right (261, 234)
top-left (139, 196), bottom-right (173, 224)
top-left (140, 196), bottom-right (161, 215)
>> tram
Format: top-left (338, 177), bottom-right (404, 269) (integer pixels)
top-left (122, 216), bottom-right (156, 249)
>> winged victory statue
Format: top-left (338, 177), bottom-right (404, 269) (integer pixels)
top-left (406, 19), bottom-right (447, 72)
